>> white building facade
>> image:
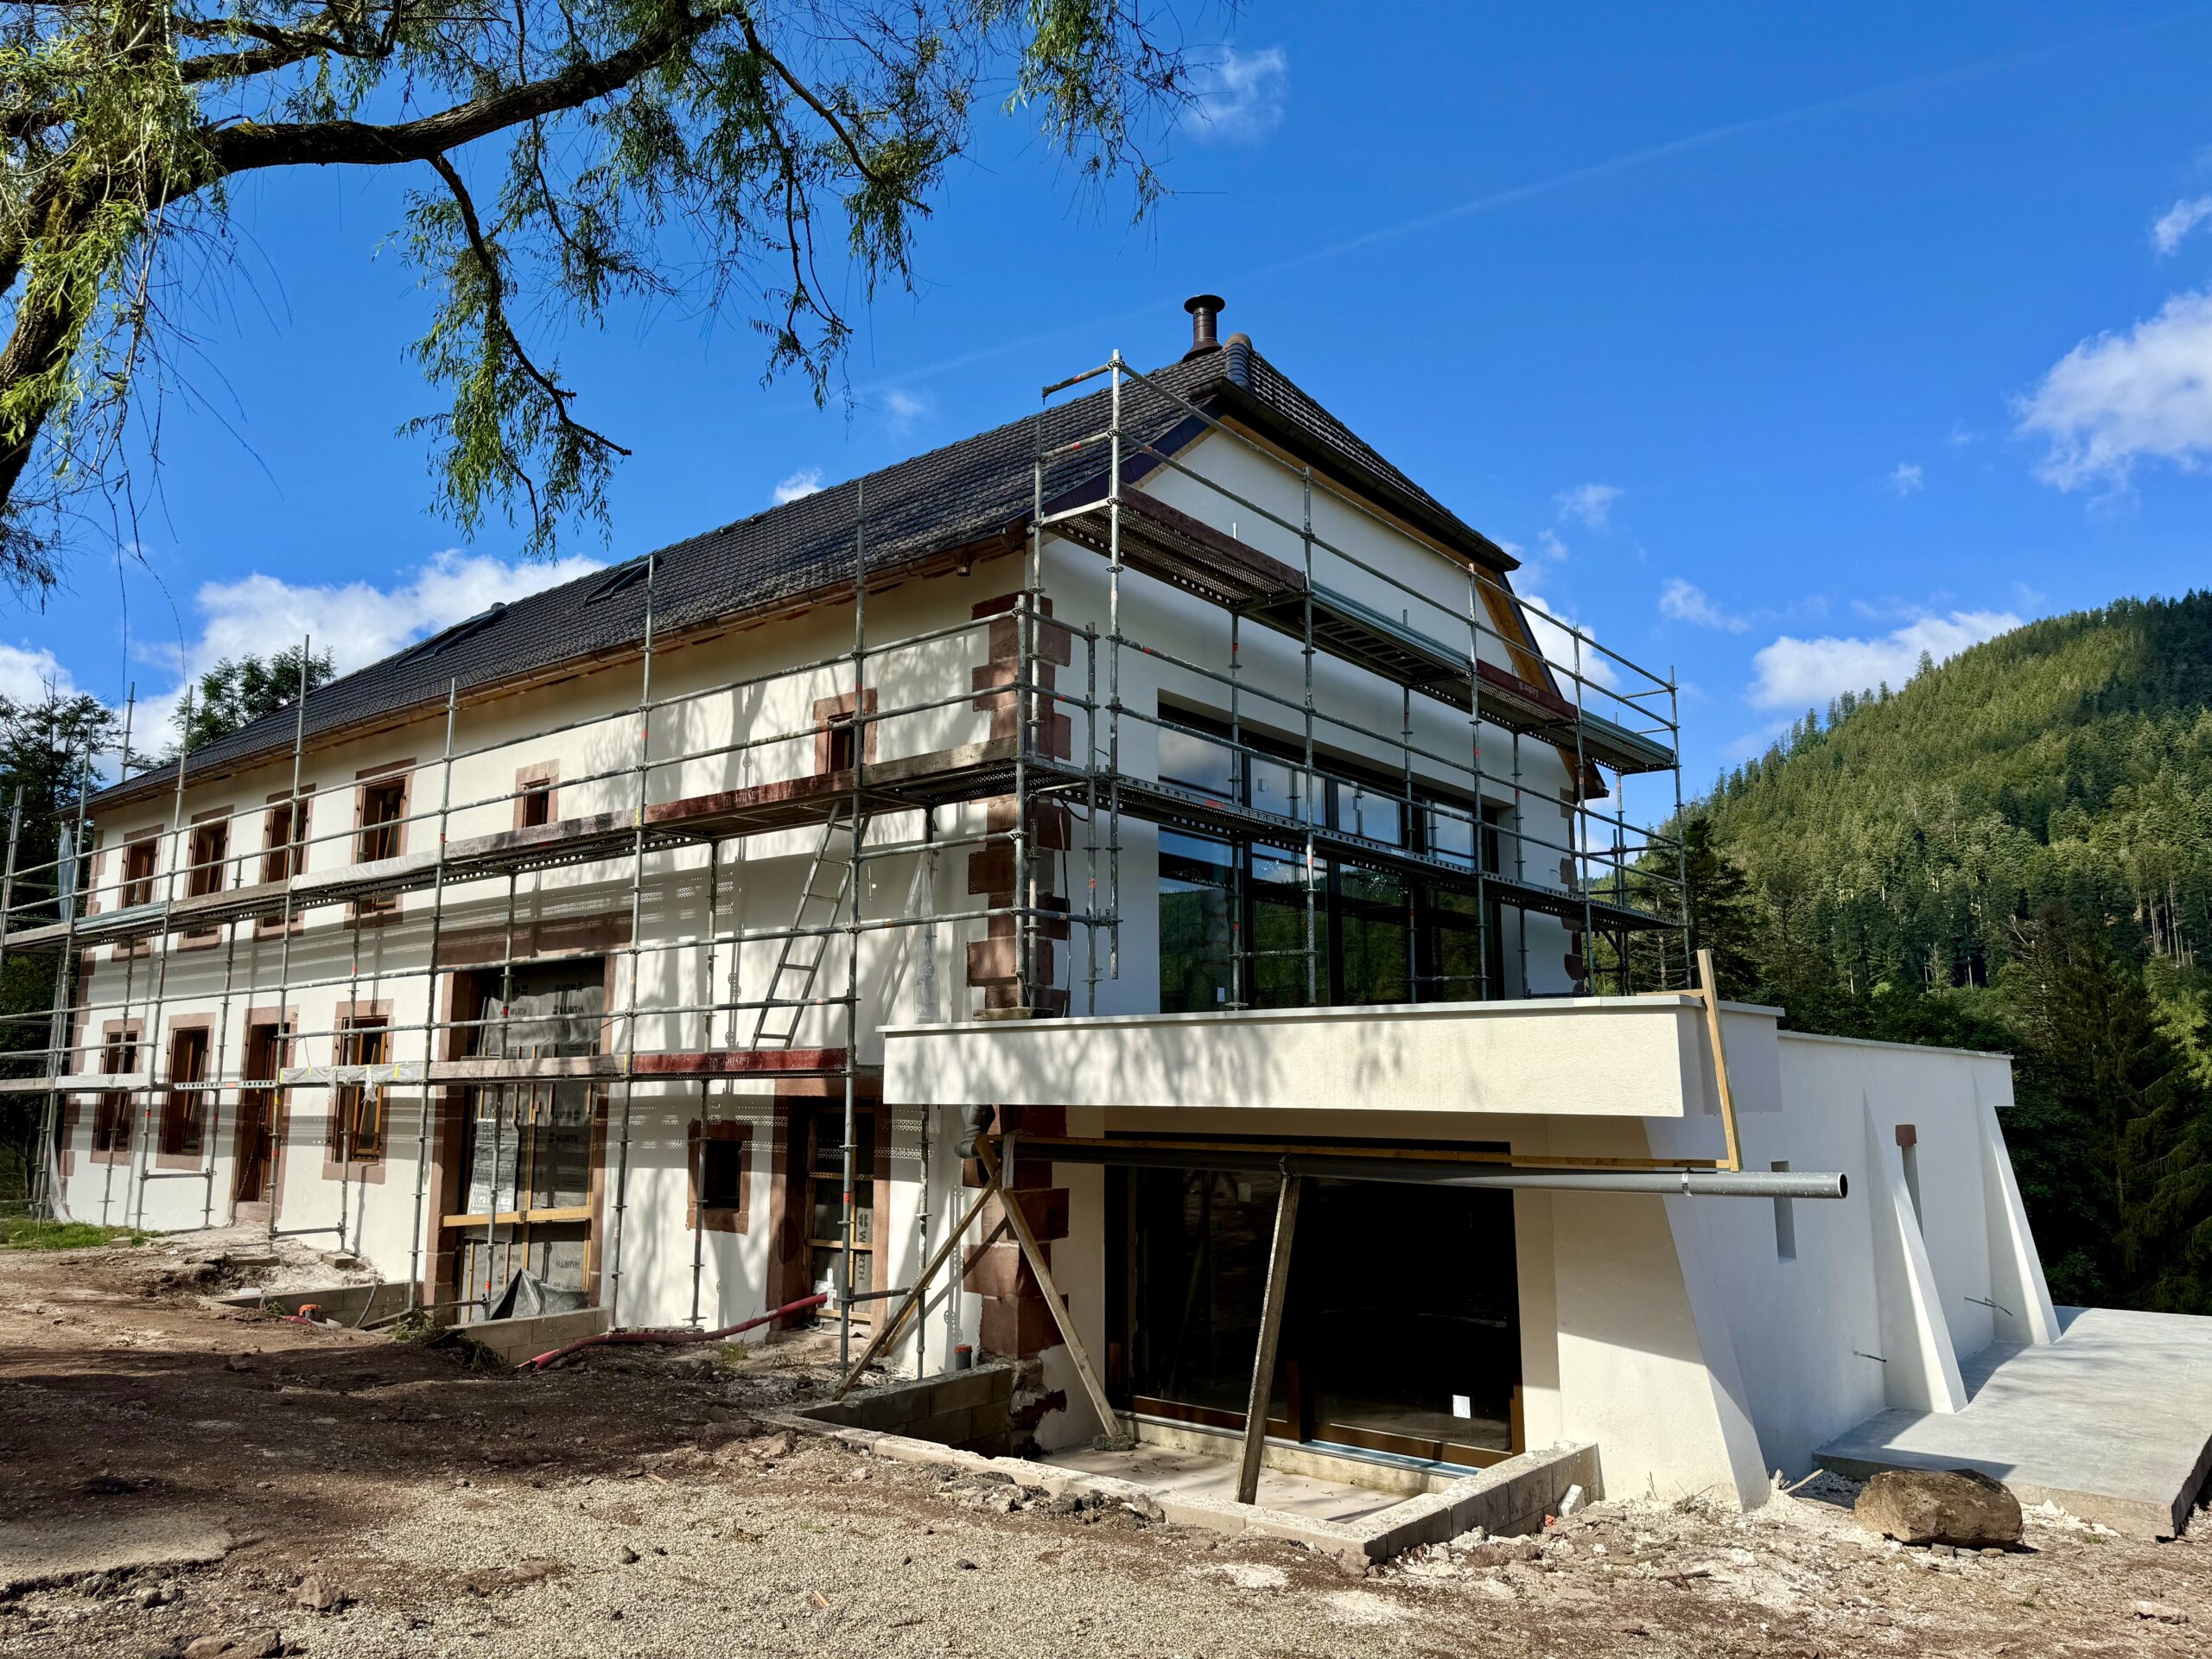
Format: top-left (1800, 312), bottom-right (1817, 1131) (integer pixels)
top-left (22, 303), bottom-right (2055, 1509)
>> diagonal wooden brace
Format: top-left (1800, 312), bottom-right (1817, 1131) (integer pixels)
top-left (1236, 1173), bottom-right (1301, 1504)
top-left (976, 1135), bottom-right (1128, 1449)
top-left (832, 1171), bottom-right (1004, 1401)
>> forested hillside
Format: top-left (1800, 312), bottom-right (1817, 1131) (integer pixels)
top-left (1681, 591), bottom-right (2212, 1311)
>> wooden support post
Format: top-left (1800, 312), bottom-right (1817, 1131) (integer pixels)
top-left (1236, 1173), bottom-right (1300, 1505)
top-left (831, 1173), bottom-right (1005, 1401)
top-left (975, 1135), bottom-right (1127, 1448)
top-left (1696, 946), bottom-right (1743, 1173)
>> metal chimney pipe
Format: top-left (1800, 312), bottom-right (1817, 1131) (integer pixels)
top-left (1184, 293), bottom-right (1226, 358)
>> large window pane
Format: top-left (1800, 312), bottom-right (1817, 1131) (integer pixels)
top-left (1251, 849), bottom-right (1325, 1008)
top-left (1160, 830), bottom-right (1234, 1013)
top-left (1427, 804), bottom-right (1477, 869)
top-left (1338, 867), bottom-right (1410, 1003)
top-left (1158, 722), bottom-right (1236, 796)
top-left (1337, 781), bottom-right (1403, 847)
top-left (1247, 753), bottom-right (1316, 824)
top-left (1423, 887), bottom-right (1484, 1004)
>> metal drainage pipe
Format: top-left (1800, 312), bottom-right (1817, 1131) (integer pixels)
top-left (1026, 1141), bottom-right (1847, 1200)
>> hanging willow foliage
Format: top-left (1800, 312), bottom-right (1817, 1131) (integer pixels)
top-left (0, 0), bottom-right (1201, 584)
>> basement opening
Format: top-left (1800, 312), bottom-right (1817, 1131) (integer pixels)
top-left (1110, 1149), bottom-right (1521, 1474)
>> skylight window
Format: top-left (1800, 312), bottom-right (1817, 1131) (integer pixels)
top-left (399, 603), bottom-right (506, 663)
top-left (586, 558), bottom-right (651, 602)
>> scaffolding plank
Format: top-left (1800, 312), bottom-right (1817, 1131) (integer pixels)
top-left (0, 739), bottom-right (1039, 954)
top-left (425, 1047), bottom-right (861, 1084)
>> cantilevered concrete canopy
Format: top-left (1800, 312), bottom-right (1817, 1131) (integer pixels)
top-left (881, 995), bottom-right (1783, 1120)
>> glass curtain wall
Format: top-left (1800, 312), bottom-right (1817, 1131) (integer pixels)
top-left (1155, 713), bottom-right (1506, 1009)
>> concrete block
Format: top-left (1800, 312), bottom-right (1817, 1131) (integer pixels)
top-left (460, 1307), bottom-right (606, 1365)
top-left (922, 1367), bottom-right (1007, 1415)
top-left (1154, 1493), bottom-right (1249, 1536)
top-left (1355, 1491), bottom-right (1458, 1558)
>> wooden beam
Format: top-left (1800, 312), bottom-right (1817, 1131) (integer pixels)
top-left (1236, 1173), bottom-right (1301, 1505)
top-left (975, 1136), bottom-right (1127, 1448)
top-left (1696, 947), bottom-right (1743, 1173)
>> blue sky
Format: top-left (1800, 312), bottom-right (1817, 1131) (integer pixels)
top-left (15, 2), bottom-right (2212, 797)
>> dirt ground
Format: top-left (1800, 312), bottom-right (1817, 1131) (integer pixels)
top-left (1, 1234), bottom-right (2206, 1659)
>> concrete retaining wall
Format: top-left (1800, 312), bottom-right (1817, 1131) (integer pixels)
top-left (800, 1363), bottom-right (1014, 1455)
top-left (457, 1308), bottom-right (607, 1365)
top-left (213, 1281), bottom-right (416, 1325)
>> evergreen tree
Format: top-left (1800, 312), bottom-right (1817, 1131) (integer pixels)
top-left (173, 647), bottom-right (335, 755)
top-left (1681, 815), bottom-right (1758, 999)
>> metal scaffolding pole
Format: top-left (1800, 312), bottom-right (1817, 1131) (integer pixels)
top-left (605, 546), bottom-right (658, 1327)
top-left (405, 682), bottom-right (460, 1309)
top-left (32, 741), bottom-right (94, 1221)
top-left (840, 479), bottom-right (868, 1366)
top-left (690, 836), bottom-right (721, 1328)
top-left (264, 642), bottom-right (314, 1240)
top-left (130, 686), bottom-right (196, 1233)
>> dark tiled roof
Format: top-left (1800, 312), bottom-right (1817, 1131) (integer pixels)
top-left (92, 341), bottom-right (1508, 810)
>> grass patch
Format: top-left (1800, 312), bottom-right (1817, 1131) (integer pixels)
top-left (0, 1217), bottom-right (152, 1250)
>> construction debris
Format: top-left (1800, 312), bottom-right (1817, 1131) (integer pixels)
top-left (3, 1244), bottom-right (2207, 1659)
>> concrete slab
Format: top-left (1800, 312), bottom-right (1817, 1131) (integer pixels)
top-left (0, 1510), bottom-right (232, 1594)
top-left (1816, 1306), bottom-right (2212, 1536)
top-left (1039, 1442), bottom-right (1404, 1524)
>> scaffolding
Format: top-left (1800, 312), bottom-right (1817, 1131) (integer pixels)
top-left (4, 341), bottom-right (1689, 1365)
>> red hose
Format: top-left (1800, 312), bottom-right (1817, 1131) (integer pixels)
top-left (518, 1291), bottom-right (830, 1371)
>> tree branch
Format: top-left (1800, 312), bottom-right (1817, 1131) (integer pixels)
top-left (734, 13), bottom-right (927, 213)
top-left (204, 3), bottom-right (727, 180)
top-left (423, 150), bottom-right (629, 458)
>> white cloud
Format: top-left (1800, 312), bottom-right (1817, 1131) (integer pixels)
top-left (2018, 286), bottom-right (2212, 490)
top-left (1553, 482), bottom-right (1622, 529)
top-left (1886, 461), bottom-right (1924, 496)
top-left (0, 642), bottom-right (83, 705)
top-left (2152, 194), bottom-right (2212, 255)
top-left (1746, 609), bottom-right (2019, 710)
top-left (1658, 578), bottom-right (1749, 633)
top-left (879, 386), bottom-right (932, 434)
top-left (1535, 528), bottom-right (1570, 562)
top-left (1189, 45), bottom-right (1288, 144)
top-left (772, 467), bottom-right (824, 505)
top-left (1518, 592), bottom-right (1620, 691)
top-left (141, 549), bottom-right (602, 741)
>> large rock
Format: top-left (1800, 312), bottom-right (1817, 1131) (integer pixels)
top-left (1854, 1468), bottom-right (2022, 1548)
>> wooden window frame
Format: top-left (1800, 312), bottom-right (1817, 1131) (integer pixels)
top-left (156, 1018), bottom-right (215, 1168)
top-left (351, 762), bottom-right (414, 922)
top-left (111, 828), bottom-right (162, 958)
top-left (812, 690), bottom-right (877, 776)
top-left (119, 831), bottom-right (161, 908)
top-left (325, 1003), bottom-right (394, 1179)
top-left (514, 762), bottom-right (558, 831)
top-left (90, 1020), bottom-right (143, 1164)
top-left (185, 813), bottom-right (230, 899)
top-left (687, 1119), bottom-right (752, 1234)
top-left (181, 808), bottom-right (232, 950)
top-left (256, 787), bottom-right (314, 935)
top-left (234, 1009), bottom-right (296, 1218)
